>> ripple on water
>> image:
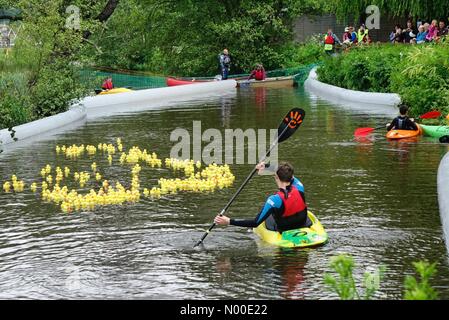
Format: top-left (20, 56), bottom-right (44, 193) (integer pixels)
top-left (1, 88), bottom-right (449, 299)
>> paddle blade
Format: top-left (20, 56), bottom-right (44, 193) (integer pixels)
top-left (420, 111), bottom-right (442, 119)
top-left (354, 127), bottom-right (375, 136)
top-left (277, 108), bottom-right (305, 143)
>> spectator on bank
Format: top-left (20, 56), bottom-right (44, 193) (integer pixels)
top-left (323, 28), bottom-right (341, 54)
top-left (390, 25), bottom-right (404, 43)
top-left (436, 20), bottom-right (448, 41)
top-left (403, 20), bottom-right (417, 43)
top-left (357, 24), bottom-right (370, 44)
top-left (348, 25), bottom-right (358, 44)
top-left (426, 20), bottom-right (439, 42)
top-left (412, 24), bottom-right (428, 44)
top-left (342, 27), bottom-right (352, 45)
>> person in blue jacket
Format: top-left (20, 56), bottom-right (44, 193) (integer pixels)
top-left (218, 48), bottom-right (231, 80)
top-left (214, 162), bottom-right (312, 232)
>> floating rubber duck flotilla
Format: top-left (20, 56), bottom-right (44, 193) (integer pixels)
top-left (2, 138), bottom-right (235, 214)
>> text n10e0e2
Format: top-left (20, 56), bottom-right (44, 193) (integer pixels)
top-left (224, 304), bottom-right (268, 315)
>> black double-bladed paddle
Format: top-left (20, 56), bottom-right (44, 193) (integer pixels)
top-left (193, 108), bottom-right (306, 248)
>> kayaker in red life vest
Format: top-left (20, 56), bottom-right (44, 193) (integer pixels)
top-left (101, 77), bottom-right (114, 91)
top-left (386, 104), bottom-right (418, 131)
top-left (248, 64), bottom-right (266, 81)
top-left (214, 162), bottom-right (312, 232)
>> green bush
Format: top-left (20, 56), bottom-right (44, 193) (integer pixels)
top-left (317, 43), bottom-right (449, 117)
top-left (30, 62), bottom-right (88, 118)
top-left (0, 72), bottom-right (32, 129)
top-left (318, 44), bottom-right (412, 93)
top-left (281, 36), bottom-right (327, 69)
top-left (404, 261), bottom-right (439, 300)
top-left (390, 45), bottom-right (449, 117)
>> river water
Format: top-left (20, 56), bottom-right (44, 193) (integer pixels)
top-left (1, 86), bottom-right (448, 299)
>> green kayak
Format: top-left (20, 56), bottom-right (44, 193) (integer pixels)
top-left (420, 125), bottom-right (449, 138)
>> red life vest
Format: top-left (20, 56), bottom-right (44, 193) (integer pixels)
top-left (102, 79), bottom-right (113, 90)
top-left (276, 186), bottom-right (306, 218)
top-left (325, 34), bottom-right (335, 45)
top-left (255, 70), bottom-right (265, 81)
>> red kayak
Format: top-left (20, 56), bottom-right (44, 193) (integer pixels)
top-left (166, 77), bottom-right (209, 86)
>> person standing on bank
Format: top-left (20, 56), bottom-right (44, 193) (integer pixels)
top-left (219, 49), bottom-right (231, 80)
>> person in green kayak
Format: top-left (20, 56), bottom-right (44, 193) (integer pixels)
top-left (214, 161), bottom-right (312, 232)
top-left (386, 104), bottom-right (418, 131)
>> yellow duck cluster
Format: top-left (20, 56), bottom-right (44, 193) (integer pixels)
top-left (147, 163), bottom-right (235, 197)
top-left (2, 138), bottom-right (235, 213)
top-left (3, 175), bottom-right (25, 193)
top-left (119, 146), bottom-right (162, 167)
top-left (56, 142), bottom-right (117, 160)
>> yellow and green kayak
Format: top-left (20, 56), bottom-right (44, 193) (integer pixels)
top-left (98, 88), bottom-right (133, 95)
top-left (253, 211), bottom-right (328, 248)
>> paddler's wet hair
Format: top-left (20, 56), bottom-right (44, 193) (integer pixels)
top-left (276, 162), bottom-right (294, 183)
top-left (399, 104), bottom-right (409, 115)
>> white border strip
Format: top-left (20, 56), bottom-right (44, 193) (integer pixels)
top-left (0, 80), bottom-right (236, 146)
top-left (305, 68), bottom-right (401, 107)
top-left (438, 151), bottom-right (449, 255)
top-left (82, 80), bottom-right (236, 110)
top-left (0, 104), bottom-right (86, 145)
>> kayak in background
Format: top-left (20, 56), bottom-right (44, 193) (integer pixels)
top-left (96, 88), bottom-right (133, 95)
top-left (253, 211), bottom-right (328, 248)
top-left (166, 77), bottom-right (210, 86)
top-left (386, 124), bottom-right (422, 140)
top-left (237, 76), bottom-right (294, 88)
top-left (420, 125), bottom-right (449, 139)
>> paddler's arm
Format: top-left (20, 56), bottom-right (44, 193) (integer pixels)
top-left (214, 195), bottom-right (282, 228)
top-left (408, 118), bottom-right (418, 130)
top-left (387, 117), bottom-right (398, 131)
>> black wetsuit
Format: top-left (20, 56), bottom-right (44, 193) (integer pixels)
top-left (387, 116), bottom-right (418, 131)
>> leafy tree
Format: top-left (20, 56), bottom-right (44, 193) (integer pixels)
top-left (89, 0), bottom-right (332, 76)
top-left (331, 0), bottom-right (449, 21)
top-left (0, 0), bottom-right (119, 129)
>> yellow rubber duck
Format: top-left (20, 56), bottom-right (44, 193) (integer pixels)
top-left (3, 181), bottom-right (11, 193)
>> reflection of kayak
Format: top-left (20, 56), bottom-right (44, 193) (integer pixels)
top-left (166, 77), bottom-right (209, 86)
top-left (253, 211), bottom-right (328, 248)
top-left (98, 88), bottom-right (133, 95)
top-left (237, 76), bottom-right (294, 88)
top-left (386, 124), bottom-right (422, 140)
top-left (420, 125), bottom-right (449, 139)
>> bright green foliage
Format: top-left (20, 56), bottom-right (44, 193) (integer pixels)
top-left (281, 35), bottom-right (328, 68)
top-left (89, 0), bottom-right (331, 76)
top-left (0, 72), bottom-right (31, 129)
top-left (404, 261), bottom-right (439, 300)
top-left (0, 0), bottom-right (107, 129)
top-left (317, 43), bottom-right (449, 117)
top-left (390, 44), bottom-right (449, 118)
top-left (318, 44), bottom-right (412, 93)
top-left (324, 254), bottom-right (385, 300)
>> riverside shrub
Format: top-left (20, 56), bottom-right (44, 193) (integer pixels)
top-left (317, 43), bottom-right (449, 117)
